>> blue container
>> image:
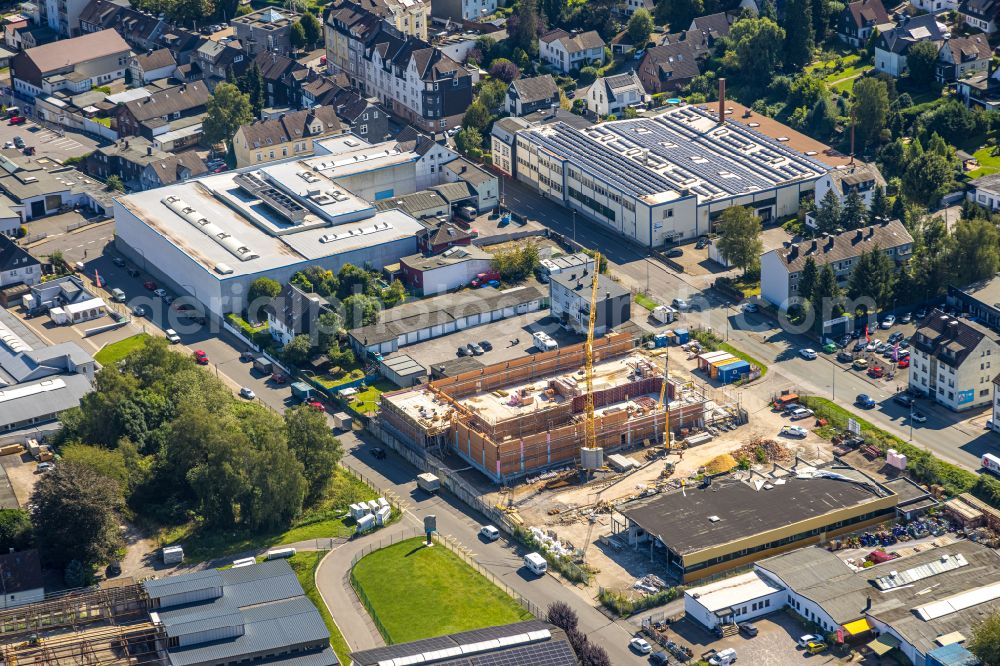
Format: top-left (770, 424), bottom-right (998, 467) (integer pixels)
top-left (654, 334), bottom-right (668, 348)
top-left (673, 328), bottom-right (689, 344)
top-left (717, 359), bottom-right (750, 384)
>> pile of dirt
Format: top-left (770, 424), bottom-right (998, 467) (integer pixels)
top-left (704, 453), bottom-right (738, 475)
top-left (734, 437), bottom-right (791, 464)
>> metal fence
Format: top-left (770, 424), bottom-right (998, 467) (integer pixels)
top-left (347, 526), bottom-right (543, 645)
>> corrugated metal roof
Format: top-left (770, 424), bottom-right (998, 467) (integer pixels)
top-left (145, 569), bottom-right (222, 598)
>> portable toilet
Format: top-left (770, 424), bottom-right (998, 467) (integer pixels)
top-left (367, 499), bottom-right (380, 513)
top-left (654, 333), bottom-right (668, 348)
top-left (674, 328), bottom-right (689, 344)
top-left (375, 506), bottom-right (392, 526)
top-left (377, 497), bottom-right (390, 509)
top-left (664, 330), bottom-right (678, 346)
top-left (356, 513), bottom-right (377, 534)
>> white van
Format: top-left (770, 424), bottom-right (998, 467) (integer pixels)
top-left (523, 552), bottom-right (547, 576)
top-left (709, 648), bottom-right (737, 666)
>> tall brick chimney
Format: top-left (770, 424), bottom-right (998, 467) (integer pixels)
top-left (718, 78), bottom-right (726, 125)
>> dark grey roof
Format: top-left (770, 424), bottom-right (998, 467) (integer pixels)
top-left (0, 549), bottom-right (43, 594)
top-left (0, 372), bottom-right (92, 426)
top-left (621, 465), bottom-right (893, 558)
top-left (509, 75), bottom-right (559, 104)
top-left (0, 235), bottom-right (40, 273)
top-left (877, 14), bottom-right (945, 54)
top-left (350, 621), bottom-right (576, 666)
top-left (912, 309), bottom-right (995, 370)
top-left (550, 271), bottom-right (629, 300)
top-left (690, 11), bottom-right (735, 38)
top-left (767, 219), bottom-right (912, 273)
top-left (444, 158), bottom-right (495, 187)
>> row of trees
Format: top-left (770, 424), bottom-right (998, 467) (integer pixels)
top-left (45, 338), bottom-right (342, 570)
top-left (812, 185), bottom-right (890, 233)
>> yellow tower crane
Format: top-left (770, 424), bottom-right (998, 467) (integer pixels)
top-left (658, 347), bottom-right (670, 449)
top-left (583, 253), bottom-right (601, 453)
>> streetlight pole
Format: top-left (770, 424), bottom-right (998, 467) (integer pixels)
top-left (572, 209), bottom-right (576, 242)
top-left (909, 401), bottom-right (914, 441)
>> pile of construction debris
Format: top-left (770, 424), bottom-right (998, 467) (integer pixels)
top-left (734, 437), bottom-right (791, 464)
top-left (634, 574), bottom-right (668, 594)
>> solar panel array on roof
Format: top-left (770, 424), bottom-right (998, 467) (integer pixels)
top-left (874, 553), bottom-right (969, 591)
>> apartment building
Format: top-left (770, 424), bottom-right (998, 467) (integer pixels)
top-left (355, 0), bottom-right (430, 40)
top-left (233, 7), bottom-right (300, 57)
top-left (232, 107), bottom-right (344, 167)
top-left (813, 162), bottom-right (886, 209)
top-left (431, 0), bottom-right (497, 22)
top-left (11, 28), bottom-right (130, 98)
top-left (539, 28), bottom-right (605, 73)
top-left (585, 72), bottom-right (646, 117)
top-left (325, 5), bottom-right (474, 132)
top-left (909, 310), bottom-right (1000, 411)
top-left (760, 220), bottom-right (913, 310)
top-left (550, 269), bottom-right (631, 336)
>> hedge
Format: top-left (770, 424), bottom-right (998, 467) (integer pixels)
top-left (800, 396), bottom-right (1000, 507)
top-left (598, 586), bottom-right (681, 617)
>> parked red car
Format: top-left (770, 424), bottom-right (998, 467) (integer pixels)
top-left (898, 359), bottom-right (910, 369)
top-left (306, 400), bottom-right (325, 412)
top-left (8, 116), bottom-right (25, 125)
top-left (143, 280), bottom-right (157, 290)
top-left (868, 365), bottom-right (885, 378)
top-left (193, 350), bottom-right (209, 365)
top-left (271, 372), bottom-right (288, 384)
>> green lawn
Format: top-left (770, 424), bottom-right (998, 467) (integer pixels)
top-left (348, 379), bottom-right (396, 415)
top-left (966, 145), bottom-right (1000, 179)
top-left (635, 293), bottom-right (658, 311)
top-left (313, 368), bottom-right (365, 390)
top-left (351, 537), bottom-right (532, 644)
top-left (160, 467), bottom-right (378, 562)
top-left (95, 333), bottom-right (150, 365)
top-left (288, 552), bottom-right (353, 665)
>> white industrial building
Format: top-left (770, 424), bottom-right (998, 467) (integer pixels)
top-left (512, 104), bottom-right (830, 248)
top-left (114, 158), bottom-right (424, 317)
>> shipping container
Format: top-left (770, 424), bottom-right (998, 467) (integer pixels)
top-left (232, 557), bottom-right (256, 568)
top-left (290, 382), bottom-right (312, 400)
top-left (417, 472), bottom-right (441, 492)
top-left (265, 547), bottom-right (296, 560)
top-left (162, 546), bottom-right (184, 564)
top-left (356, 513), bottom-right (377, 534)
top-left (717, 359), bottom-right (751, 384)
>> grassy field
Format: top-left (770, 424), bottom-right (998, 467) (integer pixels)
top-left (966, 145), bottom-right (1000, 179)
top-left (95, 333), bottom-right (150, 365)
top-left (160, 467), bottom-right (378, 562)
top-left (288, 552), bottom-right (353, 665)
top-left (348, 379), bottom-right (396, 415)
top-left (635, 293), bottom-right (658, 311)
top-left (351, 537), bottom-right (532, 644)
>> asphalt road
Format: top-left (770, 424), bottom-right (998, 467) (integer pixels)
top-left (500, 175), bottom-right (1000, 471)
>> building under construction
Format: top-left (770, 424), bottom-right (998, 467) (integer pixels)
top-left (380, 333), bottom-right (719, 482)
top-left (0, 560), bottom-right (337, 666)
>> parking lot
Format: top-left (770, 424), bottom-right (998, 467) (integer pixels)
top-left (0, 118), bottom-right (100, 162)
top-left (399, 311), bottom-right (586, 369)
top-left (666, 612), bottom-right (837, 665)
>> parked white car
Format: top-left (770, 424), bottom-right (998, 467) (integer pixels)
top-left (164, 328), bottom-right (180, 344)
top-left (629, 637), bottom-right (652, 654)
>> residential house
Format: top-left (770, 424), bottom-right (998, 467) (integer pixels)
top-left (912, 0), bottom-right (959, 13)
top-left (399, 245), bottom-right (492, 295)
top-left (0, 195), bottom-right (23, 238)
top-left (637, 32), bottom-right (707, 93)
top-left (353, 0), bottom-right (430, 40)
top-left (11, 28), bottom-right (130, 98)
top-left (0, 235), bottom-right (40, 289)
top-left (88, 137), bottom-right (207, 190)
top-left (266, 282), bottom-right (333, 347)
top-left (874, 14), bottom-right (947, 77)
top-left (505, 75), bottom-right (560, 116)
top-left (233, 106), bottom-right (345, 167)
top-left (760, 220), bottom-right (913, 310)
top-left (550, 270), bottom-right (631, 336)
top-left (960, 0), bottom-right (1000, 33)
top-left (325, 1), bottom-right (384, 88)
top-left (396, 127), bottom-right (458, 189)
top-left (937, 34), bottom-right (990, 82)
top-left (192, 39), bottom-right (248, 89)
top-left (689, 11), bottom-right (736, 41)
top-left (0, 550), bottom-right (44, 609)
top-left (416, 219), bottom-right (473, 252)
top-left (490, 116), bottom-right (530, 176)
top-left (129, 48), bottom-right (177, 84)
top-left (78, 0), bottom-right (201, 64)
top-left (12, 24), bottom-right (57, 50)
top-left (233, 7), bottom-right (300, 57)
top-left (441, 157), bottom-right (497, 211)
top-left (909, 309), bottom-right (1000, 411)
top-left (539, 29), bottom-right (605, 73)
top-left (967, 172), bottom-right (1000, 211)
top-left (586, 71), bottom-right (646, 116)
top-left (253, 51), bottom-right (310, 109)
top-left (338, 95), bottom-right (390, 142)
top-left (813, 163), bottom-right (887, 210)
top-left (431, 0), bottom-right (497, 22)
top-left (956, 69), bottom-right (1000, 109)
top-left (2, 14), bottom-right (29, 50)
top-left (838, 0), bottom-right (891, 47)
top-left (44, 0), bottom-right (95, 36)
top-left (115, 81), bottom-right (210, 141)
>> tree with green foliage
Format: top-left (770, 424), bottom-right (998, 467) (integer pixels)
top-left (336, 263), bottom-right (375, 299)
top-left (868, 185), bottom-right (889, 224)
top-left (947, 217), bottom-right (1000, 287)
top-left (781, 0), bottom-right (813, 69)
top-left (64, 559), bottom-right (88, 588)
top-left (491, 242), bottom-right (540, 282)
top-left (106, 175), bottom-right (125, 192)
top-left (248, 276), bottom-right (282, 309)
top-left (906, 40), bottom-right (939, 86)
top-left (540, 0), bottom-right (565, 24)
top-left (290, 20), bottom-right (306, 50)
top-left (283, 334), bottom-right (313, 365)
top-left (715, 206), bottom-right (763, 277)
top-left (969, 612), bottom-right (1000, 666)
top-left (627, 8), bottom-right (654, 46)
top-left (811, 263), bottom-right (841, 318)
top-left (841, 188), bottom-right (866, 229)
top-left (285, 405), bottom-right (343, 504)
top-left (381, 278), bottom-right (407, 307)
top-left (489, 58), bottom-right (520, 83)
top-left (300, 12), bottom-right (322, 48)
top-left (203, 83), bottom-right (253, 146)
top-left (847, 247), bottom-right (895, 310)
top-left (509, 0), bottom-right (539, 56)
top-left (853, 77), bottom-right (889, 150)
top-left (31, 462), bottom-right (124, 568)
top-left (808, 97), bottom-right (836, 138)
top-left (656, 0), bottom-right (703, 30)
top-left (0, 509), bottom-right (31, 552)
top-left (60, 443), bottom-right (129, 495)
top-left (798, 257), bottom-right (818, 306)
top-left (902, 152), bottom-right (953, 207)
top-left (342, 293), bottom-right (380, 328)
top-left (918, 101), bottom-right (983, 145)
top-left (814, 188), bottom-right (843, 233)
top-left (759, 0), bottom-right (777, 20)
top-left (462, 100), bottom-right (492, 132)
top-left (811, 0), bottom-right (829, 39)
top-left (238, 63), bottom-right (265, 117)
top-left (727, 18), bottom-right (785, 87)
top-left (477, 78), bottom-right (509, 112)
top-left (455, 127), bottom-right (484, 157)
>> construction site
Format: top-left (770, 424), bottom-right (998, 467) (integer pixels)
top-left (379, 331), bottom-right (741, 482)
top-left (0, 580), bottom-right (167, 666)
